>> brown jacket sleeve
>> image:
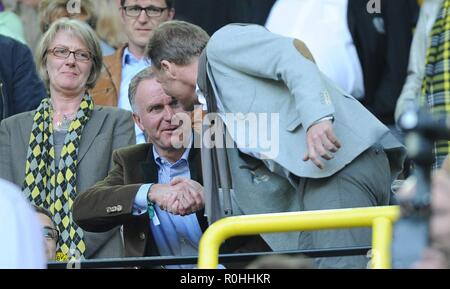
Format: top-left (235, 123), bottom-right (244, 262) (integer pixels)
top-left (73, 149), bottom-right (142, 232)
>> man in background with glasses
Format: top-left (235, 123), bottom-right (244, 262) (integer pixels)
top-left (90, 0), bottom-right (174, 144)
top-left (32, 205), bottom-right (59, 261)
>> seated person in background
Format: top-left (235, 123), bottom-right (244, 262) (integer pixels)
top-left (0, 18), bottom-right (135, 261)
top-left (0, 34), bottom-right (46, 122)
top-left (0, 0), bottom-right (27, 44)
top-left (32, 205), bottom-right (58, 261)
top-left (0, 178), bottom-right (46, 269)
top-left (395, 0), bottom-right (450, 169)
top-left (38, 0), bottom-right (115, 56)
top-left (73, 69), bottom-right (269, 268)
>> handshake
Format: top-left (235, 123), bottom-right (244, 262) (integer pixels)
top-left (147, 177), bottom-right (205, 216)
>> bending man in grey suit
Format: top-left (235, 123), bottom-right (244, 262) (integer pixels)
top-left (147, 21), bottom-right (406, 268)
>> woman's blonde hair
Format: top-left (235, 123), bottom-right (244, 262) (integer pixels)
top-left (38, 0), bottom-right (96, 33)
top-left (93, 0), bottom-right (126, 48)
top-left (35, 18), bottom-right (103, 90)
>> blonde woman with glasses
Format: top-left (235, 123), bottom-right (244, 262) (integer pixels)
top-left (0, 18), bottom-right (135, 261)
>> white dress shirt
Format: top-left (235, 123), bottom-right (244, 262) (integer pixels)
top-left (132, 138), bottom-right (204, 269)
top-left (265, 0), bottom-right (365, 98)
top-left (0, 179), bottom-right (46, 268)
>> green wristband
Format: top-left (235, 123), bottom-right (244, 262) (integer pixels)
top-left (147, 184), bottom-right (155, 219)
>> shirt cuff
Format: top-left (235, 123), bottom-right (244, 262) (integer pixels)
top-left (132, 184), bottom-right (152, 216)
top-left (308, 115), bottom-right (334, 130)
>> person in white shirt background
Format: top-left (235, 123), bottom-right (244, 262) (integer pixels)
top-left (0, 178), bottom-right (46, 269)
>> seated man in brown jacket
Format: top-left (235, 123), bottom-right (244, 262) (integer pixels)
top-left (73, 68), bottom-right (269, 268)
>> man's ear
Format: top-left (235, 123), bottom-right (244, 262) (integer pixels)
top-left (132, 112), bottom-right (145, 132)
top-left (161, 60), bottom-right (176, 79)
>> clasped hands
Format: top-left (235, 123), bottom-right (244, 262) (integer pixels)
top-left (147, 177), bottom-right (205, 216)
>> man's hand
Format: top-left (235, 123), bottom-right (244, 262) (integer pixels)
top-left (303, 120), bottom-right (341, 169)
top-left (147, 178), bottom-right (205, 216)
top-left (170, 177), bottom-right (204, 215)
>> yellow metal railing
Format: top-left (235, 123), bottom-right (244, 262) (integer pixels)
top-left (198, 206), bottom-right (400, 269)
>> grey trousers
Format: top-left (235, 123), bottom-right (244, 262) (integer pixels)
top-left (296, 143), bottom-right (391, 269)
top-left (227, 143), bottom-right (391, 268)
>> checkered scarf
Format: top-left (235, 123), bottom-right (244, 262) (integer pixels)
top-left (421, 0), bottom-right (450, 169)
top-left (22, 94), bottom-right (94, 260)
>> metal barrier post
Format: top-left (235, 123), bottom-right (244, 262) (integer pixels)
top-left (198, 206), bottom-right (400, 269)
top-left (371, 217), bottom-right (393, 269)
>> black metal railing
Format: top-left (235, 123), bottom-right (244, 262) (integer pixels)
top-left (47, 246), bottom-right (371, 269)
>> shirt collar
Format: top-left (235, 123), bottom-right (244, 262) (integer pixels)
top-left (152, 134), bottom-right (193, 166)
top-left (196, 84), bottom-right (208, 111)
top-left (122, 47), bottom-right (151, 66)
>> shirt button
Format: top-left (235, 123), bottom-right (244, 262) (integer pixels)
top-left (139, 232), bottom-right (146, 240)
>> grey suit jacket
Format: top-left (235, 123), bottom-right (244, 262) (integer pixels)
top-left (0, 105), bottom-right (135, 258)
top-left (206, 24), bottom-right (406, 180)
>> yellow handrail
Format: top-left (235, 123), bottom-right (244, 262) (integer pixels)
top-left (198, 206), bottom-right (400, 269)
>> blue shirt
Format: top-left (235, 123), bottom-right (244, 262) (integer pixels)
top-left (119, 47), bottom-right (150, 144)
top-left (133, 142), bottom-right (204, 269)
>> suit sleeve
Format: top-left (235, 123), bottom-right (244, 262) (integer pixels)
top-left (207, 24), bottom-right (335, 131)
top-left (73, 150), bottom-right (142, 232)
top-left (11, 41), bottom-right (46, 115)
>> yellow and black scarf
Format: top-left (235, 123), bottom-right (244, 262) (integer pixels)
top-left (22, 94), bottom-right (94, 260)
top-left (421, 0), bottom-right (450, 168)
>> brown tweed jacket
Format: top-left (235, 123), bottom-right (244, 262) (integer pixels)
top-left (89, 45), bottom-right (126, 106)
top-left (72, 143), bottom-right (209, 257)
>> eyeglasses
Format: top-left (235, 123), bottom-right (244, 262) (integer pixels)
top-left (43, 226), bottom-right (59, 241)
top-left (123, 5), bottom-right (168, 18)
top-left (47, 46), bottom-right (92, 62)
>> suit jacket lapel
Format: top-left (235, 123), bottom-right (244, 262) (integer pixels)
top-left (78, 108), bottom-right (107, 163)
top-left (188, 146), bottom-right (209, 232)
top-left (188, 144), bottom-right (203, 184)
top-left (104, 44), bottom-right (126, 96)
top-left (140, 145), bottom-right (159, 184)
top-left (19, 111), bottom-right (34, 147)
top-left (21, 108), bottom-right (106, 164)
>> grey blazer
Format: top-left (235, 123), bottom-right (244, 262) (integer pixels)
top-left (206, 24), bottom-right (406, 180)
top-left (0, 105), bottom-right (135, 259)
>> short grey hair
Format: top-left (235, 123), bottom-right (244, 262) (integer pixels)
top-left (128, 68), bottom-right (156, 112)
top-left (146, 20), bottom-right (209, 69)
top-left (35, 18), bottom-right (103, 90)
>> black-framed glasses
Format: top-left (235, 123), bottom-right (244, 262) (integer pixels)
top-left (43, 226), bottom-right (59, 241)
top-left (123, 5), bottom-right (168, 18)
top-left (47, 46), bottom-right (92, 62)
